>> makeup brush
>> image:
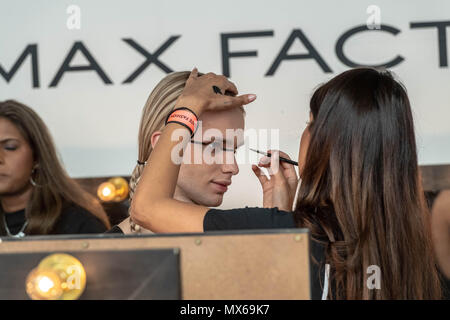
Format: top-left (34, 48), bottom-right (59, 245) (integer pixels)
top-left (249, 148), bottom-right (298, 166)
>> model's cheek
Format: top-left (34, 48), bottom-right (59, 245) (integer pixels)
top-left (181, 146), bottom-right (192, 165)
top-left (180, 164), bottom-right (210, 194)
top-left (182, 144), bottom-right (207, 165)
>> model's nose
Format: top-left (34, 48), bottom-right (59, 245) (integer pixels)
top-left (222, 155), bottom-right (239, 175)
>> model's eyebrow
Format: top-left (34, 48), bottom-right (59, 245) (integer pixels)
top-left (202, 137), bottom-right (244, 150)
top-left (0, 138), bottom-right (20, 143)
top-left (202, 137), bottom-right (235, 146)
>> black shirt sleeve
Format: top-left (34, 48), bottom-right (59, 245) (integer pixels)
top-left (105, 225), bottom-right (124, 234)
top-left (204, 207), bottom-right (296, 231)
top-left (54, 205), bottom-right (107, 234)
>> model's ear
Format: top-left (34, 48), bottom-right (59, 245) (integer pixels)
top-left (150, 131), bottom-right (162, 149)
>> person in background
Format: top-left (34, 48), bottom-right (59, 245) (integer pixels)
top-left (130, 68), bottom-right (442, 299)
top-left (0, 100), bottom-right (110, 237)
top-left (108, 71), bottom-right (245, 234)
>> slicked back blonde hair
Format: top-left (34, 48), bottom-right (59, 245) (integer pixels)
top-left (129, 71), bottom-right (193, 200)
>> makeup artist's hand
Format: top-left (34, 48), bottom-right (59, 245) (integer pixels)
top-left (174, 68), bottom-right (257, 115)
top-left (252, 150), bottom-right (298, 211)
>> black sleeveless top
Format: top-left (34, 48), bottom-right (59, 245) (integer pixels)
top-left (1, 204), bottom-right (107, 236)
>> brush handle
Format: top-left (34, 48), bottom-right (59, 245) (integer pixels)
top-left (251, 149), bottom-right (299, 166)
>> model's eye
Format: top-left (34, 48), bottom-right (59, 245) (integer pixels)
top-left (206, 141), bottom-right (221, 153)
top-left (4, 144), bottom-right (18, 151)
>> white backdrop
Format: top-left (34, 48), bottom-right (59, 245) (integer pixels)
top-left (1, 0), bottom-right (449, 208)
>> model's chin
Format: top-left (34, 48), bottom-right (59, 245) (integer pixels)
top-left (203, 193), bottom-right (224, 207)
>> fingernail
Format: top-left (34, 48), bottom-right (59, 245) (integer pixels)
top-left (248, 94), bottom-right (256, 102)
top-left (260, 156), bottom-right (270, 163)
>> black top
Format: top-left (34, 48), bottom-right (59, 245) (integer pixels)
top-left (105, 208), bottom-right (299, 234)
top-left (105, 225), bottom-right (123, 234)
top-left (106, 207), bottom-right (300, 234)
top-left (204, 207), bottom-right (297, 229)
top-left (2, 204), bottom-right (107, 236)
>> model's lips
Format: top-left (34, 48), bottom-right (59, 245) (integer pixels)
top-left (210, 180), bottom-right (231, 193)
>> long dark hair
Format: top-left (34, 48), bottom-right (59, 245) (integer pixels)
top-left (0, 100), bottom-right (110, 235)
top-left (295, 68), bottom-right (442, 299)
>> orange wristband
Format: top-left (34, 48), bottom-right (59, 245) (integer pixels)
top-left (165, 107), bottom-right (199, 136)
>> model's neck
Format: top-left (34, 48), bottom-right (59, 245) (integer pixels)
top-left (1, 185), bottom-right (33, 213)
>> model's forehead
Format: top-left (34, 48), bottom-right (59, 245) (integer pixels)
top-left (199, 109), bottom-right (245, 130)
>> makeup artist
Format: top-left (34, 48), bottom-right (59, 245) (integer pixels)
top-left (129, 68), bottom-right (442, 299)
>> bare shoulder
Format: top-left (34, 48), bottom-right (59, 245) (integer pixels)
top-left (432, 190), bottom-right (450, 224)
top-left (432, 190), bottom-right (450, 278)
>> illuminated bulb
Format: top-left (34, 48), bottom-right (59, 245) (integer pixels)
top-left (108, 177), bottom-right (129, 202)
top-left (38, 276), bottom-right (54, 292)
top-left (97, 177), bottom-right (129, 202)
top-left (102, 186), bottom-right (112, 197)
top-left (26, 269), bottom-right (62, 300)
top-left (25, 254), bottom-right (86, 300)
top-left (97, 182), bottom-right (116, 202)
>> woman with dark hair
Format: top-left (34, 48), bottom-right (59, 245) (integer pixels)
top-left (129, 68), bottom-right (442, 299)
top-left (0, 100), bottom-right (110, 237)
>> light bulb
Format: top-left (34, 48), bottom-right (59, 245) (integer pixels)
top-left (26, 269), bottom-right (62, 300)
top-left (108, 177), bottom-right (129, 202)
top-left (37, 276), bottom-right (54, 292)
top-left (102, 186), bottom-right (112, 197)
top-left (97, 182), bottom-right (116, 202)
top-left (26, 253), bottom-right (86, 300)
top-left (97, 177), bottom-right (129, 202)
